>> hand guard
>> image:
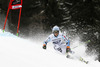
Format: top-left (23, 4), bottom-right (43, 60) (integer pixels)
top-left (43, 44), bottom-right (46, 49)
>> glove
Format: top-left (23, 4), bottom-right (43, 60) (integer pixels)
top-left (43, 44), bottom-right (46, 49)
top-left (66, 46), bottom-right (70, 53)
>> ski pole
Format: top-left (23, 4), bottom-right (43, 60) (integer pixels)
top-left (72, 40), bottom-right (90, 49)
top-left (17, 8), bottom-right (22, 36)
top-left (3, 8), bottom-right (10, 33)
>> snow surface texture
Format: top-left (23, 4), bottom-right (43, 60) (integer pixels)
top-left (0, 29), bottom-right (100, 67)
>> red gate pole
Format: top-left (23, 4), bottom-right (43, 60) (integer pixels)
top-left (17, 8), bottom-right (22, 36)
top-left (3, 8), bottom-right (10, 33)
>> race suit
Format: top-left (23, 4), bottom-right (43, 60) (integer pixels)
top-left (43, 33), bottom-right (70, 53)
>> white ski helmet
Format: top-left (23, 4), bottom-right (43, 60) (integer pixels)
top-left (52, 26), bottom-right (60, 34)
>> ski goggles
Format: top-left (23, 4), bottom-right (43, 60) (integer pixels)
top-left (53, 30), bottom-right (59, 34)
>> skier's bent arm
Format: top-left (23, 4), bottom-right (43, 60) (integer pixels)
top-left (62, 35), bottom-right (70, 48)
top-left (43, 35), bottom-right (52, 49)
top-left (43, 35), bottom-right (51, 45)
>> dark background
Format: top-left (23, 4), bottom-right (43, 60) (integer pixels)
top-left (0, 0), bottom-right (100, 61)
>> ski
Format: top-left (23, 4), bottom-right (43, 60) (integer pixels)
top-left (66, 52), bottom-right (89, 64)
top-left (79, 57), bottom-right (89, 64)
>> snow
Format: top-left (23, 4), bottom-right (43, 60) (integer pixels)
top-left (0, 29), bottom-right (100, 67)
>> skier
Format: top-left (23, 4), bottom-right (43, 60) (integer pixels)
top-left (42, 26), bottom-right (71, 55)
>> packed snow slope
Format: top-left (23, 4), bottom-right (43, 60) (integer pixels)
top-left (0, 29), bottom-right (100, 67)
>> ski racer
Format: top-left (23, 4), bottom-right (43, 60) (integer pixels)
top-left (42, 26), bottom-right (71, 54)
